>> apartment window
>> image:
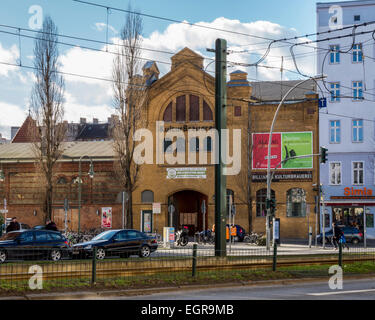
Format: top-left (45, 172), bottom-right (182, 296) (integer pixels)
top-left (286, 188), bottom-right (306, 217)
top-left (330, 120), bottom-right (341, 143)
top-left (203, 101), bottom-right (213, 121)
top-left (354, 15), bottom-right (361, 22)
top-left (352, 119), bottom-right (363, 142)
top-left (353, 162), bottom-right (364, 185)
top-left (352, 81), bottom-right (363, 100)
top-left (234, 106), bottom-right (241, 117)
top-left (352, 44), bottom-right (363, 63)
top-left (329, 162), bottom-right (341, 185)
top-left (329, 45), bottom-right (340, 64)
top-left (330, 83), bottom-right (340, 102)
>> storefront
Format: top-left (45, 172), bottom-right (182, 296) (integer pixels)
top-left (323, 196), bottom-right (375, 239)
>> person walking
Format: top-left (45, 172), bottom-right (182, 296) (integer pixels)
top-left (45, 220), bottom-right (58, 231)
top-left (331, 222), bottom-right (340, 250)
top-left (6, 217), bottom-right (20, 233)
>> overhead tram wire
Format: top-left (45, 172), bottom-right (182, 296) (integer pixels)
top-left (0, 23), bottom-right (214, 63)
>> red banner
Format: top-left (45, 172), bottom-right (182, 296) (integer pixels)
top-left (252, 133), bottom-right (281, 169)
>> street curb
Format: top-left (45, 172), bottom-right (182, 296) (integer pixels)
top-left (4, 274), bottom-right (375, 300)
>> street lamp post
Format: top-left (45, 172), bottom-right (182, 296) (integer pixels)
top-left (77, 155), bottom-right (95, 234)
top-left (266, 76), bottom-right (324, 250)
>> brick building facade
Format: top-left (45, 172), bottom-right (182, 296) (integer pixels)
top-left (0, 47), bottom-right (320, 239)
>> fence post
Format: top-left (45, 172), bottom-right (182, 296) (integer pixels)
top-left (338, 242), bottom-right (342, 267)
top-left (272, 241), bottom-right (277, 271)
top-left (192, 244), bottom-right (197, 277)
top-left (91, 247), bottom-right (97, 285)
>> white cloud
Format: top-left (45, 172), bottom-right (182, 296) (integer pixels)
top-left (94, 22), bottom-right (118, 35)
top-left (0, 43), bottom-right (20, 77)
top-left (0, 17), bottom-right (318, 139)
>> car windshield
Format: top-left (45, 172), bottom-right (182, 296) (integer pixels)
top-left (0, 232), bottom-right (21, 240)
top-left (92, 230), bottom-right (118, 241)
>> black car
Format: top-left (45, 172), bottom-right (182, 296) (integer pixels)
top-left (318, 226), bottom-right (363, 244)
top-left (72, 229), bottom-right (158, 260)
top-left (0, 230), bottom-right (70, 263)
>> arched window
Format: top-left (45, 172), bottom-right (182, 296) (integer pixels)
top-left (57, 176), bottom-right (67, 185)
top-left (203, 100), bottom-right (213, 121)
top-left (176, 95), bottom-right (186, 122)
top-left (163, 102), bottom-right (172, 122)
top-left (189, 95), bottom-right (199, 121)
top-left (256, 188), bottom-right (275, 217)
top-left (286, 188), bottom-right (306, 217)
top-left (141, 190), bottom-right (154, 203)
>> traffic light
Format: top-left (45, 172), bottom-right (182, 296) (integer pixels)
top-left (270, 199), bottom-right (276, 216)
top-left (320, 146), bottom-right (328, 163)
top-left (266, 198), bottom-right (276, 216)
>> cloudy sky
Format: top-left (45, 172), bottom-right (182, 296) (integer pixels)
top-left (0, 0), bottom-right (335, 139)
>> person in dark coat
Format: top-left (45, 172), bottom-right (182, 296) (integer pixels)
top-left (45, 220), bottom-right (58, 231)
top-left (331, 222), bottom-right (343, 250)
top-left (6, 217), bottom-right (20, 233)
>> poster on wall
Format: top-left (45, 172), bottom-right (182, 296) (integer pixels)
top-left (101, 207), bottom-right (112, 228)
top-left (252, 132), bottom-right (313, 169)
top-left (281, 132), bottom-right (313, 169)
top-left (252, 133), bottom-right (281, 169)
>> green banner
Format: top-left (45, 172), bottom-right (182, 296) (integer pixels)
top-left (281, 132), bottom-right (313, 169)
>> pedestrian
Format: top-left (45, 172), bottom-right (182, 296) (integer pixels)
top-left (339, 231), bottom-right (349, 250)
top-left (45, 219), bottom-right (58, 231)
top-left (6, 217), bottom-right (20, 233)
top-left (331, 222), bottom-right (340, 250)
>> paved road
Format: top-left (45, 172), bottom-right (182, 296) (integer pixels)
top-left (98, 278), bottom-right (375, 300)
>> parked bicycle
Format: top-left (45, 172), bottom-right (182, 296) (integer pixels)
top-left (243, 232), bottom-right (263, 245)
top-left (195, 230), bottom-right (215, 245)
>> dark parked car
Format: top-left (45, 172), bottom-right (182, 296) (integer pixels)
top-left (318, 226), bottom-right (363, 244)
top-left (0, 230), bottom-right (70, 263)
top-left (72, 229), bottom-right (158, 260)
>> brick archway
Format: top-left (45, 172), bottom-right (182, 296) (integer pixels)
top-left (168, 190), bottom-right (208, 236)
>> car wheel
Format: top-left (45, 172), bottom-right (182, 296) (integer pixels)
top-left (50, 249), bottom-right (62, 262)
top-left (0, 250), bottom-right (6, 263)
top-left (139, 245), bottom-right (151, 258)
top-left (352, 238), bottom-right (359, 245)
top-left (96, 248), bottom-right (106, 260)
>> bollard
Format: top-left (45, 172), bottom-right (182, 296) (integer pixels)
top-left (272, 241), bottom-right (277, 272)
top-left (338, 242), bottom-right (342, 267)
top-left (192, 244), bottom-right (197, 277)
top-left (91, 247), bottom-right (97, 285)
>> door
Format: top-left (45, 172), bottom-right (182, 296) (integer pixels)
top-left (141, 210), bottom-right (153, 234)
top-left (124, 230), bottom-right (143, 253)
top-left (34, 231), bottom-right (52, 259)
top-left (52, 208), bottom-right (79, 232)
top-left (110, 230), bottom-right (128, 256)
top-left (13, 231), bottom-right (35, 259)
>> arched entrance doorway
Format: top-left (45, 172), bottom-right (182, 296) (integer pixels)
top-left (168, 190), bottom-right (208, 236)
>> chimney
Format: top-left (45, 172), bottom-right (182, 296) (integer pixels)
top-left (93, 118), bottom-right (99, 124)
top-left (80, 117), bottom-right (86, 124)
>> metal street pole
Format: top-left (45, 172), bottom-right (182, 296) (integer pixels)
top-left (322, 191), bottom-right (326, 249)
top-left (364, 206), bottom-right (367, 249)
top-left (78, 155), bottom-right (95, 234)
top-left (214, 38), bottom-right (227, 257)
top-left (266, 76), bottom-right (323, 250)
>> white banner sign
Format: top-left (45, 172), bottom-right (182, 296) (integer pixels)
top-left (167, 167), bottom-right (206, 179)
top-left (152, 203), bottom-right (161, 214)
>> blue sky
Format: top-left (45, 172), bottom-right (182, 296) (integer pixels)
top-left (0, 0), bottom-right (337, 138)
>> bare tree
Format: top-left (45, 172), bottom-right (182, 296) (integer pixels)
top-left (31, 16), bottom-right (66, 222)
top-left (112, 7), bottom-right (148, 229)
